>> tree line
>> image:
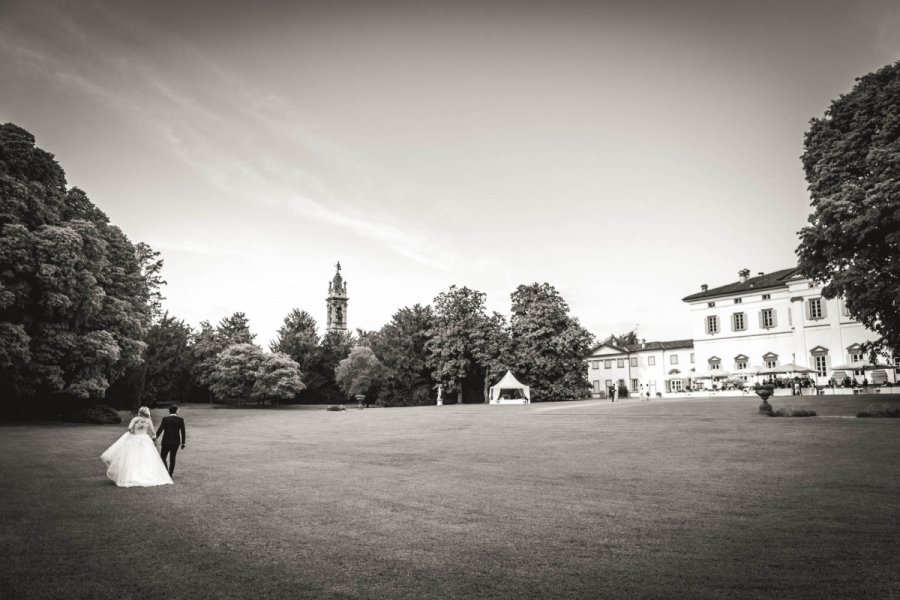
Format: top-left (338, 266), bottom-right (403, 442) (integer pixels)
top-left (0, 123), bottom-right (595, 415)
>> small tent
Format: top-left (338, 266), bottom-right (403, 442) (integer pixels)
top-left (489, 371), bottom-right (531, 404)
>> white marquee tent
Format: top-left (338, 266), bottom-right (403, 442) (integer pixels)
top-left (489, 371), bottom-right (531, 404)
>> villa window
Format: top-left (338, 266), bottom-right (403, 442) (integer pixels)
top-left (593, 380), bottom-right (600, 393)
top-left (630, 357), bottom-right (637, 367)
top-left (604, 360), bottom-right (612, 369)
top-left (808, 298), bottom-right (825, 320)
top-left (605, 379), bottom-right (612, 388)
top-left (736, 361), bottom-right (747, 370)
top-left (591, 361), bottom-right (599, 369)
top-left (631, 378), bottom-right (638, 391)
top-left (617, 359), bottom-right (624, 368)
top-left (706, 315), bottom-right (719, 335)
top-left (814, 355), bottom-right (827, 376)
top-left (707, 301), bottom-right (716, 308)
top-left (762, 293), bottom-right (771, 300)
top-left (670, 355), bottom-right (678, 365)
top-left (690, 353), bottom-right (695, 363)
top-left (766, 360), bottom-right (777, 369)
top-left (648, 356), bottom-right (656, 366)
top-left (850, 352), bottom-right (863, 363)
top-left (734, 298), bottom-right (742, 304)
top-left (732, 312), bottom-right (746, 331)
top-left (760, 308), bottom-right (776, 329)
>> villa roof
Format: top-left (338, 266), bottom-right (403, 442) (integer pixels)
top-left (681, 267), bottom-right (800, 302)
top-left (588, 338), bottom-right (694, 356)
top-left (623, 339), bottom-right (694, 352)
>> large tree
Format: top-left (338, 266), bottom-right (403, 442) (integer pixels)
top-left (269, 309), bottom-right (319, 369)
top-left (190, 312), bottom-right (257, 401)
top-left (252, 352), bottom-right (305, 406)
top-left (301, 329), bottom-right (354, 404)
top-left (334, 346), bottom-right (388, 403)
top-left (209, 343), bottom-right (266, 406)
top-left (508, 283), bottom-right (594, 401)
top-left (141, 312), bottom-right (194, 407)
top-left (368, 304), bottom-right (436, 406)
top-left (797, 60), bottom-right (900, 357)
top-left (427, 285), bottom-right (503, 403)
top-left (0, 123), bottom-right (150, 415)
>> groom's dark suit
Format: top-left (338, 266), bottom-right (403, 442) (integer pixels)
top-left (156, 414), bottom-right (186, 476)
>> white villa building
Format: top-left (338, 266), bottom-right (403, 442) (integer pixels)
top-left (587, 339), bottom-right (695, 398)
top-left (587, 267), bottom-right (898, 398)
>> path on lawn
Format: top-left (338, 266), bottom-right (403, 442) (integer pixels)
top-left (1, 395), bottom-right (899, 599)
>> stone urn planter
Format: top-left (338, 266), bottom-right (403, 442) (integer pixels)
top-left (756, 384), bottom-right (775, 415)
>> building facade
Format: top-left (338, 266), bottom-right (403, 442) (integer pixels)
top-left (587, 339), bottom-right (695, 398)
top-left (326, 261), bottom-right (348, 333)
top-left (683, 268), bottom-right (896, 386)
top-left (586, 267), bottom-right (897, 397)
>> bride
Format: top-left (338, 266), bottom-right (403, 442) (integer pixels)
top-left (101, 406), bottom-right (173, 487)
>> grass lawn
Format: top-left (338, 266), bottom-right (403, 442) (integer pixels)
top-left (2, 394), bottom-right (899, 599)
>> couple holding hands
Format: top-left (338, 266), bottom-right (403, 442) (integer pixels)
top-left (100, 405), bottom-right (186, 488)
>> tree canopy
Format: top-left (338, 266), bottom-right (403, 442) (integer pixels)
top-left (0, 123), bottom-right (150, 414)
top-left (508, 283), bottom-right (593, 401)
top-left (797, 60), bottom-right (900, 355)
top-left (335, 346), bottom-right (388, 400)
top-left (367, 304), bottom-right (436, 406)
top-left (427, 286), bottom-right (505, 403)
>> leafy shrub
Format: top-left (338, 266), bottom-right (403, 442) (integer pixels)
top-left (326, 405), bottom-right (346, 412)
top-left (857, 405), bottom-right (900, 418)
top-left (62, 404), bottom-right (123, 424)
top-left (771, 408), bottom-right (817, 417)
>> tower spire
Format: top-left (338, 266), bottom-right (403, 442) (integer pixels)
top-left (326, 261), bottom-right (348, 332)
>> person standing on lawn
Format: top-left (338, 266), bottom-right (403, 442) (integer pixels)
top-left (156, 405), bottom-right (186, 477)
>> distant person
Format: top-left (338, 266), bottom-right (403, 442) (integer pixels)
top-left (609, 385), bottom-right (615, 402)
top-left (862, 377), bottom-right (869, 391)
top-left (101, 407), bottom-right (173, 488)
top-left (156, 405), bottom-right (187, 477)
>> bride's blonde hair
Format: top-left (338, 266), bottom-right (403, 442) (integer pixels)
top-left (138, 406), bottom-right (151, 418)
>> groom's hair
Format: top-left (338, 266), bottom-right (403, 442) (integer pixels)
top-left (169, 405), bottom-right (178, 414)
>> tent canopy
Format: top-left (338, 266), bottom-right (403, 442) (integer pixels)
top-left (489, 370), bottom-right (531, 403)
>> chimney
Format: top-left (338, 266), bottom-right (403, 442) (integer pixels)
top-left (701, 284), bottom-right (708, 292)
top-left (640, 339), bottom-right (646, 349)
top-left (757, 272), bottom-right (764, 277)
top-left (738, 269), bottom-right (750, 283)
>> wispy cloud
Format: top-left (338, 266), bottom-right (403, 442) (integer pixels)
top-left (0, 1), bottom-right (454, 271)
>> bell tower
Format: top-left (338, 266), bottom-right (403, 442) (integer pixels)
top-left (326, 261), bottom-right (348, 332)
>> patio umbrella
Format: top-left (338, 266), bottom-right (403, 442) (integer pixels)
top-left (694, 369), bottom-right (730, 379)
top-left (760, 363), bottom-right (815, 375)
top-left (862, 363), bottom-right (895, 370)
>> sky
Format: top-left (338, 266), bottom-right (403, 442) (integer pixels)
top-left (2, 0), bottom-right (899, 347)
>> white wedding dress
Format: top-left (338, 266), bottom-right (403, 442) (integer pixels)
top-left (101, 416), bottom-right (173, 487)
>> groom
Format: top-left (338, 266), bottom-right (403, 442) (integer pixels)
top-left (156, 405), bottom-right (186, 476)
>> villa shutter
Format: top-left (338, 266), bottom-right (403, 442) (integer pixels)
top-left (805, 299), bottom-right (812, 320)
top-left (771, 310), bottom-right (777, 328)
top-left (704, 317), bottom-right (710, 334)
top-left (820, 300), bottom-right (827, 319)
top-left (758, 310), bottom-right (764, 328)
